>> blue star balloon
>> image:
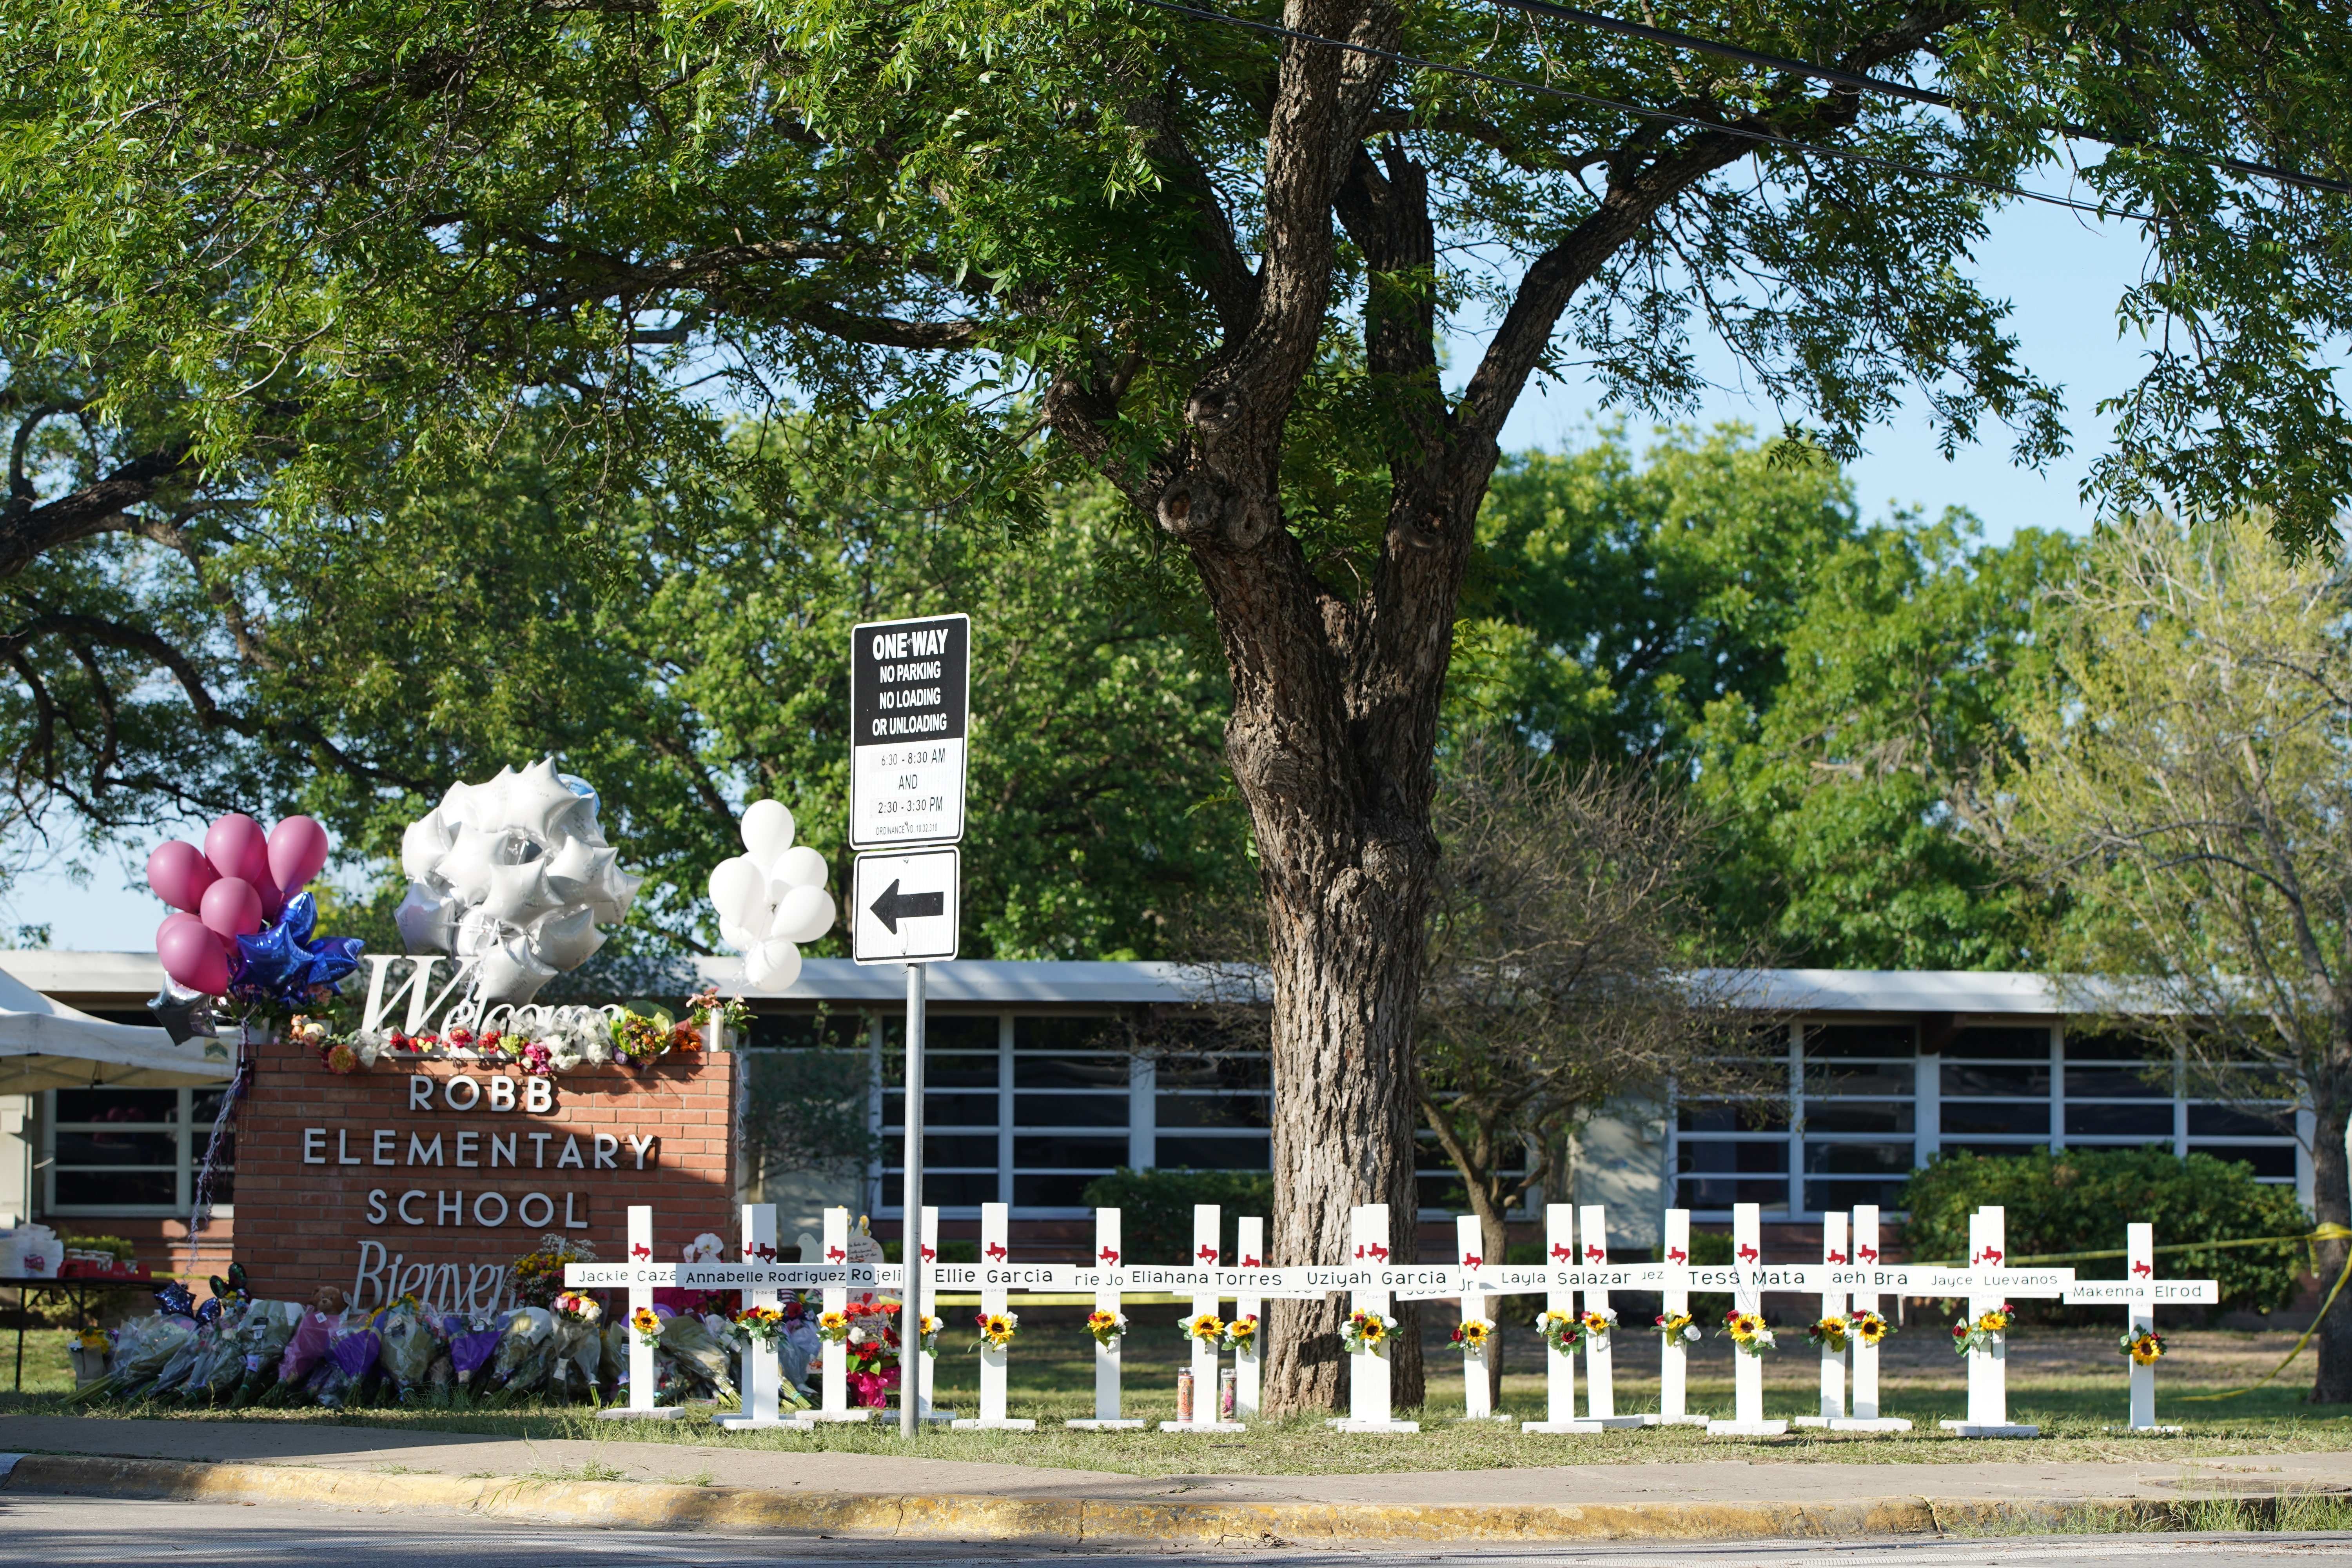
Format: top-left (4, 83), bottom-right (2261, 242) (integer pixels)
top-left (231, 891), bottom-right (366, 1008)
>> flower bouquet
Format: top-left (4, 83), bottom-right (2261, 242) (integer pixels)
top-left (1806, 1315), bottom-right (1851, 1354)
top-left (1655, 1310), bottom-right (1700, 1343)
top-left (2120, 1327), bottom-right (2165, 1366)
top-left (1721, 1309), bottom-right (1776, 1356)
top-left (1534, 1308), bottom-right (1583, 1356)
top-left (1181, 1312), bottom-right (1225, 1349)
top-left (1451, 1317), bottom-right (1495, 1355)
top-left (972, 1310), bottom-right (1019, 1352)
top-left (512, 1234), bottom-right (596, 1309)
top-left (1341, 1309), bottom-right (1396, 1356)
top-left (1579, 1307), bottom-right (1617, 1347)
top-left (1848, 1308), bottom-right (1891, 1347)
top-left (1223, 1314), bottom-right (1259, 1357)
top-left (1086, 1309), bottom-right (1128, 1348)
top-left (1951, 1303), bottom-right (2013, 1357)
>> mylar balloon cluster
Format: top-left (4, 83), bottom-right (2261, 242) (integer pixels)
top-left (706, 800), bottom-right (835, 989)
top-left (394, 759), bottom-right (643, 1007)
top-left (146, 813), bottom-right (365, 1006)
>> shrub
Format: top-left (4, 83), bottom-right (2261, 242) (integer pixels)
top-left (1079, 1168), bottom-right (1275, 1266)
top-left (1898, 1146), bottom-right (2310, 1321)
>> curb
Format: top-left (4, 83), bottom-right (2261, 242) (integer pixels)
top-left (0, 1452), bottom-right (2198, 1541)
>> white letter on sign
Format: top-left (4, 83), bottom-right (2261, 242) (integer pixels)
top-left (408, 1076), bottom-right (433, 1110)
top-left (488, 1076), bottom-right (516, 1112)
top-left (525, 1078), bottom-right (552, 1113)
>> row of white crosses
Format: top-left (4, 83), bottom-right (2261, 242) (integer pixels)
top-left (567, 1198), bottom-right (2217, 1431)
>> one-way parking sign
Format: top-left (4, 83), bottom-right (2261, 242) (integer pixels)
top-left (851, 848), bottom-right (961, 964)
top-left (849, 613), bottom-right (969, 849)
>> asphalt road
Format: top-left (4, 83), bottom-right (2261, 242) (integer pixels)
top-left (5, 1495), bottom-right (2350, 1568)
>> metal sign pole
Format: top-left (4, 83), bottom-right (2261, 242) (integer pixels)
top-left (900, 959), bottom-right (926, 1440)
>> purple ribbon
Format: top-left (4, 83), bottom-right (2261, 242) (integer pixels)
top-left (450, 1328), bottom-right (503, 1375)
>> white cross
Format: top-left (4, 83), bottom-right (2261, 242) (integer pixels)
top-left (951, 1200), bottom-right (1035, 1430)
top-left (1330, 1203), bottom-right (1417, 1432)
top-left (1456, 1214), bottom-right (1497, 1421)
top-left (2062, 1221), bottom-right (2218, 1432)
top-left (1645, 1208), bottom-right (1705, 1427)
top-left (1164, 1202), bottom-right (1241, 1431)
top-left (1706, 1201), bottom-right (1788, 1436)
top-left (1066, 1204), bottom-right (1140, 1430)
top-left (1520, 1202), bottom-right (1581, 1433)
top-left (1233, 1215), bottom-right (1265, 1421)
top-left (563, 1204), bottom-right (680, 1420)
top-left (1930, 1205), bottom-right (2074, 1437)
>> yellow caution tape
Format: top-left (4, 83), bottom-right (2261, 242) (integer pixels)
top-left (2177, 1223), bottom-right (2352, 1402)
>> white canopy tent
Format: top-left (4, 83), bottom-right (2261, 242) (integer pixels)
top-left (0, 965), bottom-right (232, 1091)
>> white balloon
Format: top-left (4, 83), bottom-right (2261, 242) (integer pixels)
top-left (744, 938), bottom-right (801, 991)
top-left (528, 905), bottom-right (606, 971)
top-left (773, 884), bottom-right (835, 944)
top-left (707, 855), bottom-right (768, 924)
top-left (771, 844), bottom-right (830, 890)
top-left (718, 917), bottom-right (762, 952)
top-left (740, 799), bottom-right (795, 865)
top-left (399, 813), bottom-right (452, 883)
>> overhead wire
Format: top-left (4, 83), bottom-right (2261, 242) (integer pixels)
top-left (1127, 0), bottom-right (2155, 222)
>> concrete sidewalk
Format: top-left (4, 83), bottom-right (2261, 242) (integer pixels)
top-left (1, 1416), bottom-right (2345, 1542)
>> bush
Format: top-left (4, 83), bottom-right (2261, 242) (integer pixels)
top-left (1079, 1168), bottom-right (1275, 1266)
top-left (1898, 1146), bottom-right (2311, 1321)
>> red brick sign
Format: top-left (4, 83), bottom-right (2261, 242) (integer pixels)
top-left (233, 1031), bottom-right (735, 1312)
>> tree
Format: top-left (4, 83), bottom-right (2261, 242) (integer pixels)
top-left (1452, 423), bottom-right (1862, 764)
top-left (1693, 516), bottom-right (2077, 968)
top-left (2001, 513), bottom-right (2352, 1403)
top-left (9, 0), bottom-right (2348, 1411)
top-left (1411, 736), bottom-right (1766, 1401)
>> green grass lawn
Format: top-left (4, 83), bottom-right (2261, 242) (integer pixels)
top-left (5, 1305), bottom-right (2346, 1477)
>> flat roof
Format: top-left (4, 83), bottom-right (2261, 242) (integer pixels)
top-left (0, 951), bottom-right (2081, 1016)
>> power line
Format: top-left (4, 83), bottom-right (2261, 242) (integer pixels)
top-left (1129, 0), bottom-right (2153, 223)
top-left (1481, 0), bottom-right (2352, 197)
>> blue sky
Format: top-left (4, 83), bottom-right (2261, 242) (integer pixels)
top-left (13, 195), bottom-right (2158, 953)
top-left (1491, 196), bottom-right (2149, 548)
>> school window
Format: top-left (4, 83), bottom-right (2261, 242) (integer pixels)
top-left (42, 1086), bottom-right (234, 1217)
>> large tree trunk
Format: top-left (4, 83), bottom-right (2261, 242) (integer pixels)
top-left (2313, 1094), bottom-right (2351, 1404)
top-left (1256, 777), bottom-right (1437, 1415)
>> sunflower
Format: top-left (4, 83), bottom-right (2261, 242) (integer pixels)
top-left (1185, 1312), bottom-right (1225, 1345)
top-left (2121, 1328), bottom-right (2166, 1365)
top-left (1849, 1309), bottom-right (1891, 1346)
top-left (1452, 1318), bottom-right (1494, 1350)
top-left (974, 1311), bottom-right (1019, 1350)
top-left (1086, 1310), bottom-right (1127, 1347)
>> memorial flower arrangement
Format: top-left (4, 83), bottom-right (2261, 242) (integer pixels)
top-left (1849, 1308), bottom-right (1892, 1346)
top-left (510, 1235), bottom-right (595, 1308)
top-left (1579, 1306), bottom-right (1617, 1345)
top-left (1342, 1310), bottom-right (1397, 1355)
top-left (2121, 1327), bottom-right (2166, 1365)
top-left (630, 1306), bottom-right (664, 1348)
top-left (916, 1313), bottom-right (942, 1355)
top-left (686, 986), bottom-right (756, 1041)
top-left (550, 1291), bottom-right (599, 1323)
top-left (973, 1310), bottom-right (1019, 1351)
top-left (1181, 1312), bottom-right (1225, 1347)
top-left (1086, 1310), bottom-right (1128, 1348)
top-left (1655, 1310), bottom-right (1700, 1343)
top-left (815, 1310), bottom-right (852, 1344)
top-left (1722, 1309), bottom-right (1776, 1355)
top-left (1223, 1314), bottom-right (1259, 1356)
top-left (1951, 1303), bottom-right (2014, 1357)
top-left (1535, 1308), bottom-right (1583, 1355)
top-left (1806, 1315), bottom-right (1851, 1353)
top-left (1452, 1317), bottom-right (1495, 1353)
top-left (731, 1305), bottom-right (785, 1343)
top-left (843, 1300), bottom-right (904, 1405)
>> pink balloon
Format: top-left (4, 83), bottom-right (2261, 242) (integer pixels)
top-left (198, 877), bottom-right (264, 940)
top-left (203, 813), bottom-right (270, 889)
top-left (145, 841), bottom-right (218, 914)
top-left (256, 877), bottom-right (286, 922)
top-left (267, 815), bottom-right (331, 895)
top-left (157, 913), bottom-right (230, 994)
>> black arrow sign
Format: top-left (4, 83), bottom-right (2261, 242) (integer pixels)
top-left (868, 878), bottom-right (945, 934)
